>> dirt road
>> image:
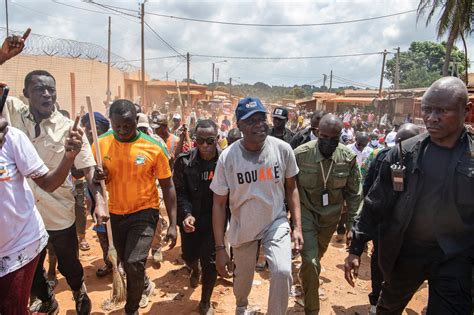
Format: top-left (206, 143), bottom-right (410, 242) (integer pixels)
top-left (49, 217), bottom-right (427, 314)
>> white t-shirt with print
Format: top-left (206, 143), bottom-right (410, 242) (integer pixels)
top-left (210, 136), bottom-right (299, 246)
top-left (0, 127), bottom-right (49, 275)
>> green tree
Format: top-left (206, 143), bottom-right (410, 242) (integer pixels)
top-left (417, 0), bottom-right (472, 80)
top-left (385, 41), bottom-right (467, 88)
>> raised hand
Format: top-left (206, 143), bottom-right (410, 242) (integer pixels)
top-left (0, 28), bottom-right (31, 64)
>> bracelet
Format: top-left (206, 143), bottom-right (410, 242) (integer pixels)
top-left (215, 245), bottom-right (226, 251)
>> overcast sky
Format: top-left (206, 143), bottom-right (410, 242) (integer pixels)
top-left (1, 0), bottom-right (471, 88)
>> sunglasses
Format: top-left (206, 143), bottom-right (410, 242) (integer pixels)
top-left (195, 137), bottom-right (217, 145)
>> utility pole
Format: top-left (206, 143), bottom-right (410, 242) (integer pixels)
top-left (212, 63), bottom-right (215, 98)
top-left (229, 77), bottom-right (232, 100)
top-left (186, 52), bottom-right (190, 108)
top-left (323, 74), bottom-right (327, 88)
top-left (329, 70), bottom-right (333, 92)
top-left (5, 0), bottom-right (9, 35)
top-left (378, 50), bottom-right (388, 98)
top-left (394, 47), bottom-right (400, 90)
top-left (106, 16), bottom-right (112, 111)
top-left (140, 2), bottom-right (146, 112)
top-left (166, 71), bottom-right (168, 81)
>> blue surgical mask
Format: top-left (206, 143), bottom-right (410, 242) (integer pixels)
top-left (370, 140), bottom-right (379, 147)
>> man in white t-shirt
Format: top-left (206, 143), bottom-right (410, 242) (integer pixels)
top-left (347, 132), bottom-right (373, 167)
top-left (3, 70), bottom-right (108, 314)
top-left (340, 121), bottom-right (355, 144)
top-left (0, 114), bottom-right (84, 314)
top-left (211, 97), bottom-right (303, 315)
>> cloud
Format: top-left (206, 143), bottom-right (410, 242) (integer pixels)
top-left (1, 0), bottom-right (472, 88)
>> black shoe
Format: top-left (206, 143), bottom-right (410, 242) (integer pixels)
top-left (29, 296), bottom-right (59, 315)
top-left (199, 302), bottom-right (215, 315)
top-left (73, 284), bottom-right (91, 315)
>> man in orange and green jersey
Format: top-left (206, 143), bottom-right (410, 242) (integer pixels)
top-left (93, 99), bottom-right (177, 315)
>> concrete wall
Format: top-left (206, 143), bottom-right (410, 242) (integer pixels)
top-left (1, 55), bottom-right (130, 116)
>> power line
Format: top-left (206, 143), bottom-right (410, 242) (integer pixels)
top-left (146, 9), bottom-right (417, 27)
top-left (331, 76), bottom-right (378, 89)
top-left (124, 55), bottom-right (182, 62)
top-left (88, 1), bottom-right (138, 19)
top-left (12, 2), bottom-right (104, 26)
top-left (144, 21), bottom-right (185, 58)
top-left (163, 58), bottom-right (186, 79)
top-left (191, 51), bottom-right (384, 60)
top-left (90, 2), bottom-right (137, 13)
top-left (51, 0), bottom-right (121, 15)
top-left (332, 78), bottom-right (377, 89)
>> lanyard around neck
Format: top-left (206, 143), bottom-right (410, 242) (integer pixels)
top-left (320, 160), bottom-right (334, 189)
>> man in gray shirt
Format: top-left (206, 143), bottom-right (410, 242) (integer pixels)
top-left (211, 97), bottom-right (304, 315)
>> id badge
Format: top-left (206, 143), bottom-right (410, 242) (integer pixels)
top-left (322, 189), bottom-right (329, 207)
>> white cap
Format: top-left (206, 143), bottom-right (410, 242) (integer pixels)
top-left (137, 113), bottom-right (150, 128)
top-left (172, 113), bottom-right (182, 120)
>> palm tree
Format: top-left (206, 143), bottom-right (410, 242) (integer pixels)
top-left (417, 0), bottom-right (472, 82)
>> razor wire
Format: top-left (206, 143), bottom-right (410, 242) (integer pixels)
top-left (0, 27), bottom-right (139, 72)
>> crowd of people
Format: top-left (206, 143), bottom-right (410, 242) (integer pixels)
top-left (1, 30), bottom-right (474, 315)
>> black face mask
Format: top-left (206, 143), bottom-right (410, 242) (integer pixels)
top-left (318, 138), bottom-right (339, 158)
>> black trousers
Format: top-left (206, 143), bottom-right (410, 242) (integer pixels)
top-left (378, 248), bottom-right (473, 315)
top-left (181, 225), bottom-right (217, 305)
top-left (369, 237), bottom-right (383, 306)
top-left (31, 223), bottom-right (84, 301)
top-left (110, 208), bottom-right (158, 313)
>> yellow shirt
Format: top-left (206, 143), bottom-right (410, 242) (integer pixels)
top-left (93, 130), bottom-right (171, 215)
top-left (3, 97), bottom-right (96, 231)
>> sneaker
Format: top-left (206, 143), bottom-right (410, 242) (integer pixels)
top-left (199, 302), bottom-right (215, 315)
top-left (152, 248), bottom-right (163, 264)
top-left (96, 264), bottom-right (113, 277)
top-left (29, 296), bottom-right (59, 315)
top-left (369, 305), bottom-right (377, 315)
top-left (139, 280), bottom-right (156, 308)
top-left (73, 284), bottom-right (91, 315)
top-left (190, 262), bottom-right (201, 288)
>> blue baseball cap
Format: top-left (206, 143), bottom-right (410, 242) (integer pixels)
top-left (235, 97), bottom-right (267, 122)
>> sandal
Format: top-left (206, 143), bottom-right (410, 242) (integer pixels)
top-left (47, 278), bottom-right (58, 290)
top-left (96, 265), bottom-right (112, 277)
top-left (79, 239), bottom-right (90, 251)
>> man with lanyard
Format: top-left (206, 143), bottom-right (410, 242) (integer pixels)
top-left (94, 99), bottom-right (178, 314)
top-left (211, 97), bottom-right (303, 315)
top-left (345, 77), bottom-right (474, 314)
top-left (174, 119), bottom-right (222, 315)
top-left (3, 70), bottom-right (108, 314)
top-left (294, 114), bottom-right (361, 314)
top-left (268, 107), bottom-right (294, 144)
top-left (291, 110), bottom-right (326, 149)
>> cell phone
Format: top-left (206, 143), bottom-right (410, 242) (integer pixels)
top-left (0, 86), bottom-right (10, 114)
